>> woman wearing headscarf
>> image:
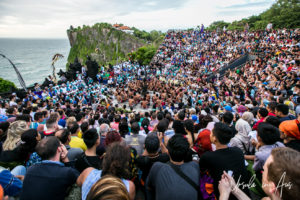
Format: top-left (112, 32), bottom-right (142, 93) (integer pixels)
top-left (242, 112), bottom-right (254, 126)
top-left (230, 114), bottom-right (253, 155)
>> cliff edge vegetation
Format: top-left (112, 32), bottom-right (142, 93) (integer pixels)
top-left (206, 0), bottom-right (300, 31)
top-left (67, 22), bottom-right (164, 67)
top-left (0, 77), bottom-right (16, 93)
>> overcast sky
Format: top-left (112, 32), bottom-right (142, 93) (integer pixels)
top-left (0, 0), bottom-right (276, 38)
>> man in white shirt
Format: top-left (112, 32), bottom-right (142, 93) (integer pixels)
top-left (9, 96), bottom-right (17, 107)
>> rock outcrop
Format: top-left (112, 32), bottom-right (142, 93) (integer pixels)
top-left (66, 23), bottom-right (146, 67)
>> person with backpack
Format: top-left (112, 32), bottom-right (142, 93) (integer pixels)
top-left (229, 116), bottom-right (253, 155)
top-left (146, 134), bottom-right (200, 200)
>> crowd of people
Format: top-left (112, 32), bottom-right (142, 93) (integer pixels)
top-left (0, 28), bottom-right (299, 200)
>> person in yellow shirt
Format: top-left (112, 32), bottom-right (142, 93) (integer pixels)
top-left (77, 129), bottom-right (83, 138)
top-left (69, 122), bottom-right (87, 151)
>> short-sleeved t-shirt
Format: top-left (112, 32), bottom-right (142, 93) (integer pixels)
top-left (125, 134), bottom-right (146, 155)
top-left (136, 153), bottom-right (170, 183)
top-left (199, 147), bottom-right (249, 199)
top-left (147, 161), bottom-right (199, 200)
top-left (69, 136), bottom-right (87, 151)
top-left (75, 153), bottom-right (102, 173)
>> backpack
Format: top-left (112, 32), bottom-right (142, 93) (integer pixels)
top-left (240, 139), bottom-right (255, 155)
top-left (199, 171), bottom-right (216, 200)
top-left (128, 147), bottom-right (138, 184)
top-left (168, 163), bottom-right (201, 200)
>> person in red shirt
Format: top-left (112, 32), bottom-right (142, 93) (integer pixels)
top-left (267, 101), bottom-right (277, 117)
top-left (42, 117), bottom-right (59, 138)
top-left (253, 108), bottom-right (269, 130)
top-left (287, 63), bottom-right (293, 72)
top-left (110, 115), bottom-right (120, 131)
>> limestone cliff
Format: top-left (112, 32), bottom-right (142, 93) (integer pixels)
top-left (66, 23), bottom-right (146, 67)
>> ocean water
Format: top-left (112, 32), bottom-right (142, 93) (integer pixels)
top-left (0, 38), bottom-right (70, 88)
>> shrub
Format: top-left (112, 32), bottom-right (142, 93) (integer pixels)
top-left (0, 77), bottom-right (16, 93)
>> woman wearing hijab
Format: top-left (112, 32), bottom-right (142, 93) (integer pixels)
top-left (229, 115), bottom-right (253, 155)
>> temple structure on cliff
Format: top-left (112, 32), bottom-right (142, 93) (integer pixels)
top-left (113, 24), bottom-right (134, 34)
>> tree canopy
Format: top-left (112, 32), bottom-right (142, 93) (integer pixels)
top-left (132, 28), bottom-right (165, 42)
top-left (0, 77), bottom-right (16, 93)
top-left (207, 0), bottom-right (300, 31)
top-left (128, 45), bottom-right (157, 66)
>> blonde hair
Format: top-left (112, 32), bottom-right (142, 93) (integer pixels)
top-left (87, 175), bottom-right (129, 200)
top-left (3, 120), bottom-right (28, 151)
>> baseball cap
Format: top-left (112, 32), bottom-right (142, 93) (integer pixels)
top-left (224, 105), bottom-right (232, 112)
top-left (192, 115), bottom-right (198, 122)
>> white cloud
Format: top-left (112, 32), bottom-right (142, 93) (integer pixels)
top-left (0, 0), bottom-right (276, 38)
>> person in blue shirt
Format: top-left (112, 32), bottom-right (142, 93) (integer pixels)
top-left (20, 136), bottom-right (79, 200)
top-left (275, 104), bottom-right (296, 122)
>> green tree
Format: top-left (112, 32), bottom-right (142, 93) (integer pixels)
top-left (227, 20), bottom-right (244, 31)
top-left (207, 0), bottom-right (300, 31)
top-left (0, 77), bottom-right (16, 93)
top-left (206, 21), bottom-right (230, 31)
top-left (129, 45), bottom-right (157, 65)
top-left (67, 23), bottom-right (165, 68)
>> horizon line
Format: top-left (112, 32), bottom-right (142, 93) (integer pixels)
top-left (0, 37), bottom-right (68, 39)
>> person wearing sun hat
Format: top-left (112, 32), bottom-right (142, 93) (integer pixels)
top-left (279, 119), bottom-right (300, 152)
